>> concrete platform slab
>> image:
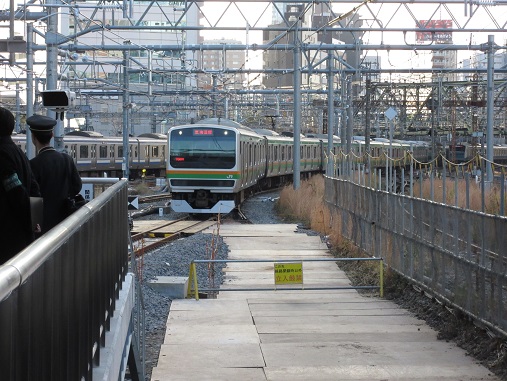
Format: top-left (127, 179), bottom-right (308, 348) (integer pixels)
top-left (151, 223), bottom-right (500, 381)
top-left (156, 343), bottom-right (264, 368)
top-left (258, 332), bottom-right (438, 343)
top-left (151, 367), bottom-right (267, 381)
top-left (255, 322), bottom-right (433, 334)
top-left (260, 340), bottom-right (483, 367)
top-left (164, 324), bottom-right (259, 344)
top-left (264, 365), bottom-right (498, 381)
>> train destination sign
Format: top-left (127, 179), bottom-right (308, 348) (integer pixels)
top-left (193, 129), bottom-right (213, 136)
top-left (274, 262), bottom-right (303, 285)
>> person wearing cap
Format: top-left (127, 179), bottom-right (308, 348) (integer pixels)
top-left (0, 107), bottom-right (41, 264)
top-left (28, 114), bottom-right (82, 233)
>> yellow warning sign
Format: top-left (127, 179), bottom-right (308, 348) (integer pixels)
top-left (274, 262), bottom-right (303, 285)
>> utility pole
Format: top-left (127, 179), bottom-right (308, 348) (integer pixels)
top-left (485, 35), bottom-right (496, 184)
top-left (46, 0), bottom-right (62, 152)
top-left (122, 41), bottom-right (131, 179)
top-left (326, 51), bottom-right (334, 176)
top-left (365, 76), bottom-right (371, 172)
top-left (26, 23), bottom-right (35, 159)
top-left (293, 13), bottom-right (302, 190)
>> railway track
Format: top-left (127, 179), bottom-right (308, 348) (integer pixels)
top-left (130, 217), bottom-right (217, 256)
top-left (138, 193), bottom-right (171, 204)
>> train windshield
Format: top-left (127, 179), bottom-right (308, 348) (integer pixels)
top-left (169, 127), bottom-right (236, 169)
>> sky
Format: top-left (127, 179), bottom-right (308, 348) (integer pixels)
top-left (197, 1), bottom-right (507, 74)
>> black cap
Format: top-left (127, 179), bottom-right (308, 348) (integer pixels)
top-left (27, 114), bottom-right (57, 132)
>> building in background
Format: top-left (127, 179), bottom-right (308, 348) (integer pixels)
top-left (59, 1), bottom-right (200, 135)
top-left (196, 38), bottom-right (246, 90)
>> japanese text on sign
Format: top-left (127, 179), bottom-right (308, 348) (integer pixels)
top-left (274, 262), bottom-right (303, 285)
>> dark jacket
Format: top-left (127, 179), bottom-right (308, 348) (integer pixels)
top-left (0, 135), bottom-right (40, 264)
top-left (30, 148), bottom-right (82, 233)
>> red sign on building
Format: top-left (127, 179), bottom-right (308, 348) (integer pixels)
top-left (416, 20), bottom-right (452, 43)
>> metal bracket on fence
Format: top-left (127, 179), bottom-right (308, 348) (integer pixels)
top-left (186, 257), bottom-right (384, 300)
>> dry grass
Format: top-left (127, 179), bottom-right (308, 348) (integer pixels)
top-left (276, 175), bottom-right (329, 231)
top-left (412, 177), bottom-right (507, 214)
top-left (276, 174), bottom-right (385, 290)
top-left (130, 181), bottom-right (151, 195)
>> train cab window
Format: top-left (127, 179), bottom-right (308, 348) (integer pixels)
top-left (80, 145), bottom-right (89, 159)
top-left (169, 127), bottom-right (236, 169)
top-left (99, 145), bottom-right (108, 159)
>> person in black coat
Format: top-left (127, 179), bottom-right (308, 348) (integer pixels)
top-left (28, 115), bottom-right (82, 233)
top-left (0, 107), bottom-right (41, 264)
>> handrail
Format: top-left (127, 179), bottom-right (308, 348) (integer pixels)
top-left (0, 179), bottom-right (130, 380)
top-left (0, 179), bottom-right (126, 301)
top-left (187, 257), bottom-right (384, 300)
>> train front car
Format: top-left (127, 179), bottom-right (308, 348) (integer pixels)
top-left (167, 119), bottom-right (264, 214)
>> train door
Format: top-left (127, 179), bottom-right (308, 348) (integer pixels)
top-left (109, 145), bottom-right (115, 168)
top-left (117, 145), bottom-right (124, 170)
top-left (66, 142), bottom-right (78, 171)
top-left (78, 144), bottom-right (90, 175)
top-left (274, 145), bottom-right (279, 174)
top-left (143, 144), bottom-right (150, 168)
top-left (269, 144), bottom-right (274, 175)
top-left (98, 144), bottom-right (108, 171)
top-left (244, 140), bottom-right (250, 187)
top-left (130, 143), bottom-right (138, 171)
top-left (287, 145), bottom-right (294, 173)
top-left (90, 144), bottom-right (97, 170)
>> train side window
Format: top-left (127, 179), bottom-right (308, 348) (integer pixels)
top-left (99, 145), bottom-right (108, 158)
top-left (110, 146), bottom-right (115, 158)
top-left (80, 145), bottom-right (89, 159)
top-left (152, 146), bottom-right (159, 157)
top-left (274, 146), bottom-right (278, 161)
top-left (118, 146), bottom-right (123, 157)
top-left (281, 146), bottom-right (285, 160)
